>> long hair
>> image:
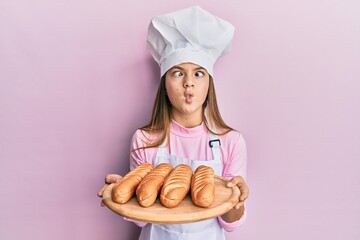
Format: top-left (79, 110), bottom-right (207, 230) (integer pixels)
top-left (138, 74), bottom-right (233, 150)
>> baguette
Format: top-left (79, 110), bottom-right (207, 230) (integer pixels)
top-left (191, 165), bottom-right (215, 208)
top-left (160, 164), bottom-right (193, 208)
top-left (111, 163), bottom-right (153, 204)
top-left (136, 163), bottom-right (173, 207)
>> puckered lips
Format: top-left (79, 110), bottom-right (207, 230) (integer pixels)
top-left (184, 90), bottom-right (194, 104)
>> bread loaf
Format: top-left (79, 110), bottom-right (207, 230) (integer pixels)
top-left (160, 164), bottom-right (193, 208)
top-left (191, 165), bottom-right (215, 208)
top-left (111, 163), bottom-right (153, 204)
top-left (136, 163), bottom-right (173, 207)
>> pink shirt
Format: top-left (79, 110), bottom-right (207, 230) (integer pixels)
top-left (129, 120), bottom-right (247, 231)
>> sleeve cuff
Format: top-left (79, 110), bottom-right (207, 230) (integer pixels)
top-left (218, 207), bottom-right (247, 232)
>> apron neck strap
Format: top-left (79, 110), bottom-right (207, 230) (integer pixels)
top-left (208, 133), bottom-right (221, 163)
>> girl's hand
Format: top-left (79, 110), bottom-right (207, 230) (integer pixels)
top-left (97, 174), bottom-right (122, 207)
top-left (226, 176), bottom-right (249, 209)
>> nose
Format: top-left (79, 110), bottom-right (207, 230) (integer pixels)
top-left (183, 75), bottom-right (194, 88)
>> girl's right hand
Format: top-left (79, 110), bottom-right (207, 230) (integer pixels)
top-left (97, 174), bottom-right (122, 207)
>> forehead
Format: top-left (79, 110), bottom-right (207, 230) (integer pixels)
top-left (170, 62), bottom-right (207, 71)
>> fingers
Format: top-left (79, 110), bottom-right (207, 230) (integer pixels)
top-left (226, 176), bottom-right (249, 203)
top-left (98, 184), bottom-right (108, 208)
top-left (97, 184), bottom-right (109, 198)
top-left (234, 201), bottom-right (245, 210)
top-left (226, 176), bottom-right (245, 187)
top-left (105, 174), bottom-right (121, 184)
top-left (98, 174), bottom-right (122, 208)
top-left (239, 183), bottom-right (249, 202)
top-left (98, 174), bottom-right (121, 197)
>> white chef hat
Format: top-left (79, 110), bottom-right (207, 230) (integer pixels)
top-left (147, 5), bottom-right (235, 77)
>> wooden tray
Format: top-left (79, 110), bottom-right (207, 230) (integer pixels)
top-left (102, 176), bottom-right (240, 224)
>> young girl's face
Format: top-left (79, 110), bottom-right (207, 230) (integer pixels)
top-left (165, 62), bottom-right (209, 123)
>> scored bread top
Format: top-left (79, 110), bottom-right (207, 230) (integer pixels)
top-left (111, 163), bottom-right (153, 203)
top-left (159, 164), bottom-right (193, 208)
top-left (161, 164), bottom-right (193, 196)
top-left (191, 165), bottom-right (215, 207)
top-left (136, 163), bottom-right (173, 201)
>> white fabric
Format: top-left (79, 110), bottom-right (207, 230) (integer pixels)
top-left (147, 5), bottom-right (235, 76)
top-left (138, 133), bottom-right (225, 240)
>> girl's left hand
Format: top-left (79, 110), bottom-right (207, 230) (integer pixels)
top-left (97, 174), bottom-right (122, 207)
top-left (226, 176), bottom-right (249, 209)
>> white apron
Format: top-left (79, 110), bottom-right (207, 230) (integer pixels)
top-left (138, 134), bottom-right (225, 240)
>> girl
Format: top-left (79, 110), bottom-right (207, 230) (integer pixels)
top-left (98, 6), bottom-right (249, 240)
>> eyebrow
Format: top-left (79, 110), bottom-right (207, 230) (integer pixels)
top-left (170, 65), bottom-right (206, 71)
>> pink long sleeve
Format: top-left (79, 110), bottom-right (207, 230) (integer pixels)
top-left (217, 132), bottom-right (247, 231)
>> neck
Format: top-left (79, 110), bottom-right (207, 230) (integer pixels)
top-left (171, 111), bottom-right (203, 128)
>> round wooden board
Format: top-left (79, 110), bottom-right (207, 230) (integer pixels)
top-left (102, 176), bottom-right (240, 224)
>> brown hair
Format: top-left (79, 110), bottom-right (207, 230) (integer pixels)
top-left (138, 74), bottom-right (233, 150)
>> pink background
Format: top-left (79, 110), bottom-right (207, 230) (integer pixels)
top-left (1, 0), bottom-right (359, 239)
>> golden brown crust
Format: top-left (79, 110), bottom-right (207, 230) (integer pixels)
top-left (160, 164), bottom-right (193, 208)
top-left (191, 165), bottom-right (215, 208)
top-left (111, 163), bottom-right (153, 204)
top-left (136, 163), bottom-right (173, 207)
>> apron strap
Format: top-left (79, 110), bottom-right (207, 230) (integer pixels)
top-left (208, 133), bottom-right (222, 167)
top-left (154, 144), bottom-right (167, 167)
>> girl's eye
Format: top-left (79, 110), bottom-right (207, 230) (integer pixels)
top-left (195, 71), bottom-right (205, 77)
top-left (173, 71), bottom-right (183, 77)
